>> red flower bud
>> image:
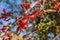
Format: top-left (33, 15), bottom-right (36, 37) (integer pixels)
top-left (7, 12), bottom-right (12, 16)
top-left (3, 8), bottom-right (6, 13)
top-left (36, 1), bottom-right (41, 6)
top-left (18, 15), bottom-right (29, 31)
top-left (54, 5), bottom-right (60, 10)
top-left (7, 33), bottom-right (11, 38)
top-left (0, 15), bottom-right (7, 19)
top-left (33, 10), bottom-right (40, 17)
top-left (30, 15), bottom-right (36, 22)
top-left (17, 26), bottom-right (23, 31)
top-left (22, 2), bottom-right (30, 10)
top-left (1, 26), bottom-right (8, 31)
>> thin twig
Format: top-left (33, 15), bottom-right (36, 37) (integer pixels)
top-left (53, 33), bottom-right (60, 40)
top-left (25, 1), bottom-right (39, 14)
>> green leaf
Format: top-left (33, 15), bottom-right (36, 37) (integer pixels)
top-left (40, 23), bottom-right (46, 26)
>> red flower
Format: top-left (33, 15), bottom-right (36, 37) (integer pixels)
top-left (0, 15), bottom-right (7, 19)
top-left (22, 2), bottom-right (30, 10)
top-left (46, 0), bottom-right (49, 2)
top-left (36, 1), bottom-right (41, 6)
top-left (17, 26), bottom-right (23, 31)
top-left (3, 8), bottom-right (6, 13)
top-left (7, 12), bottom-right (12, 16)
top-left (7, 33), bottom-right (11, 38)
top-left (18, 20), bottom-right (24, 31)
top-left (58, 5), bottom-right (60, 8)
top-left (24, 22), bottom-right (29, 28)
top-left (1, 26), bottom-right (8, 31)
top-left (18, 15), bottom-right (29, 31)
top-left (30, 15), bottom-right (36, 22)
top-left (33, 10), bottom-right (40, 17)
top-left (18, 15), bottom-right (29, 25)
top-left (39, 14), bottom-right (44, 19)
top-left (18, 20), bottom-right (24, 25)
top-left (22, 15), bottom-right (29, 23)
top-left (54, 5), bottom-right (60, 10)
top-left (18, 23), bottom-right (28, 31)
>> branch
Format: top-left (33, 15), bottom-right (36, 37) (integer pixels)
top-left (25, 1), bottom-right (39, 14)
top-left (53, 33), bottom-right (60, 40)
top-left (44, 9), bottom-right (57, 13)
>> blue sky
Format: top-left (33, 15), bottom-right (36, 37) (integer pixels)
top-left (0, 0), bottom-right (37, 36)
top-left (0, 0), bottom-right (24, 26)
